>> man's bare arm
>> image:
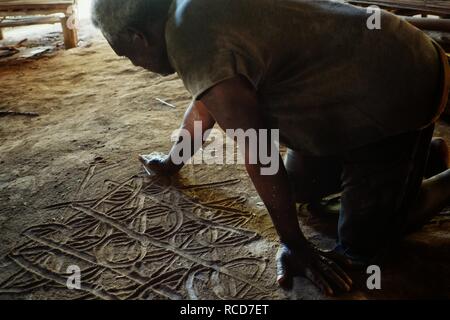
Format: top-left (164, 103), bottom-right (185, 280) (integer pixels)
top-left (199, 76), bottom-right (352, 295)
top-left (139, 100), bottom-right (216, 175)
top-left (200, 77), bottom-right (307, 248)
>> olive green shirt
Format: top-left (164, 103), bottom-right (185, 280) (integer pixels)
top-left (166, 0), bottom-right (442, 155)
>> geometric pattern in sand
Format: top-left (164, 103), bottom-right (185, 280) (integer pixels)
top-left (0, 163), bottom-right (277, 299)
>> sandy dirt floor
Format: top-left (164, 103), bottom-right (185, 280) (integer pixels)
top-left (0, 21), bottom-right (449, 300)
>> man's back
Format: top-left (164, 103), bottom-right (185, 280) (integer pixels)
top-left (166, 0), bottom-right (441, 155)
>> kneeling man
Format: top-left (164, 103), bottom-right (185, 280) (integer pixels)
top-left (92, 0), bottom-right (450, 295)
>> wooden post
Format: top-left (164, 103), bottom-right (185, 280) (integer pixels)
top-left (60, 16), bottom-right (78, 49)
top-left (0, 28), bottom-right (4, 41)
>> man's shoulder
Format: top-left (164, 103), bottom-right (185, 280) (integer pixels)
top-left (166, 0), bottom-right (213, 46)
top-left (166, 0), bottom-right (224, 31)
top-left (165, 0), bottom-right (233, 61)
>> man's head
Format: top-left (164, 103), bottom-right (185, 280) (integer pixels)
top-left (92, 0), bottom-right (175, 75)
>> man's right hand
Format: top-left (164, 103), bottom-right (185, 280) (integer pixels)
top-left (138, 153), bottom-right (181, 176)
top-left (276, 243), bottom-right (353, 296)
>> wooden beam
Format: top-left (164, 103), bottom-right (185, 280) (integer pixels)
top-left (0, 0), bottom-right (73, 4)
top-left (347, 0), bottom-right (450, 17)
top-left (0, 9), bottom-right (67, 16)
top-left (0, 28), bottom-right (3, 41)
top-left (0, 3), bottom-right (72, 12)
top-left (0, 16), bottom-right (61, 28)
top-left (0, 2), bottom-right (73, 17)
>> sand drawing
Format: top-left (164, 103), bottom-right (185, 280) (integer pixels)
top-left (0, 163), bottom-right (278, 300)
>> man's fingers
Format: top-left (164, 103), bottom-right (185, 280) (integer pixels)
top-left (321, 256), bottom-right (353, 287)
top-left (317, 250), bottom-right (353, 292)
top-left (330, 261), bottom-right (353, 287)
top-left (138, 155), bottom-right (147, 165)
top-left (139, 156), bottom-right (156, 176)
top-left (305, 267), bottom-right (334, 296)
top-left (139, 155), bottom-right (166, 175)
top-left (321, 249), bottom-right (353, 268)
top-left (318, 258), bottom-right (351, 292)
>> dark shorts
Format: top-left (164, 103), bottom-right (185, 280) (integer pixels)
top-left (285, 124), bottom-right (435, 264)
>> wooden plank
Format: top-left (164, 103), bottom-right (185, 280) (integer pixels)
top-left (0, 1), bottom-right (73, 7)
top-left (0, 1), bottom-right (73, 4)
top-left (0, 7), bottom-right (71, 17)
top-left (0, 1), bottom-right (74, 16)
top-left (348, 0), bottom-right (450, 16)
top-left (0, 15), bottom-right (60, 27)
top-left (0, 9), bottom-right (68, 16)
top-left (0, 8), bottom-right (68, 17)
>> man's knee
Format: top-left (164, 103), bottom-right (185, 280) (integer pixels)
top-left (284, 150), bottom-right (342, 203)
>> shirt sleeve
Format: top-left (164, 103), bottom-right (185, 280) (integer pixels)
top-left (166, 19), bottom-right (264, 100)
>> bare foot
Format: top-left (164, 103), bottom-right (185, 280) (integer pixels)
top-left (407, 169), bottom-right (450, 232)
top-left (425, 138), bottom-right (449, 178)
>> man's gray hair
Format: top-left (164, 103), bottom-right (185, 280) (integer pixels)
top-left (91, 0), bottom-right (172, 42)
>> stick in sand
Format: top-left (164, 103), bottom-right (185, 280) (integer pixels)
top-left (155, 98), bottom-right (176, 109)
